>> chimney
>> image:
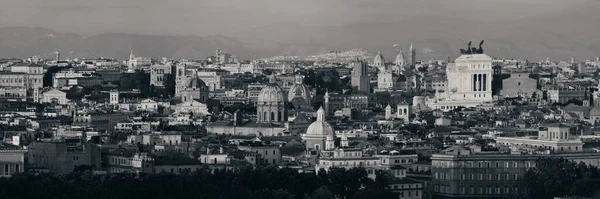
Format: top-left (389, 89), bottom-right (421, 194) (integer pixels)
top-left (206, 147), bottom-right (210, 155)
top-left (219, 146), bottom-right (224, 154)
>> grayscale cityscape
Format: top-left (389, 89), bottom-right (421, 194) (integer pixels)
top-left (0, 0), bottom-right (599, 199)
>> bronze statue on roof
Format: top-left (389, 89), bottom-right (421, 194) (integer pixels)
top-left (460, 40), bottom-right (485, 54)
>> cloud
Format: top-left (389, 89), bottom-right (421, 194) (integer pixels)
top-left (0, 0), bottom-right (595, 36)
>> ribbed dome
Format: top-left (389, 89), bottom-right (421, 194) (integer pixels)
top-left (258, 83), bottom-right (285, 104)
top-left (306, 107), bottom-right (334, 136)
top-left (186, 77), bottom-right (207, 89)
top-left (288, 84), bottom-right (311, 102)
top-left (287, 75), bottom-right (311, 103)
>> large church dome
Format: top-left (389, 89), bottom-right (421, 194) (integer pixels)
top-left (258, 75), bottom-right (285, 104)
top-left (306, 107), bottom-right (334, 136)
top-left (287, 75), bottom-right (312, 104)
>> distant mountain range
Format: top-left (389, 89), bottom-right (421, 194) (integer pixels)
top-left (1, 8), bottom-right (599, 62)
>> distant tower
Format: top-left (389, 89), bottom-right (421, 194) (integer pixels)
top-left (350, 60), bottom-right (370, 92)
top-left (546, 57), bottom-right (551, 64)
top-left (325, 135), bottom-right (335, 150)
top-left (409, 43), bottom-right (416, 66)
top-left (33, 88), bottom-right (40, 103)
top-left (109, 91), bottom-right (119, 105)
top-left (215, 48), bottom-right (222, 64)
top-left (340, 135), bottom-right (349, 147)
top-left (571, 56), bottom-right (576, 64)
top-left (175, 63), bottom-right (187, 96)
top-left (396, 102), bottom-right (411, 124)
top-left (55, 50), bottom-right (60, 61)
top-left (324, 90), bottom-right (330, 117)
top-left (385, 104), bottom-right (393, 120)
top-left (129, 50), bottom-right (135, 61)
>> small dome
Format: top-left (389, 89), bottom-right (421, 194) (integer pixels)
top-left (186, 77), bottom-right (207, 89)
top-left (258, 83), bottom-right (285, 104)
top-left (306, 107), bottom-right (334, 136)
top-left (374, 51), bottom-right (385, 66)
top-left (395, 51), bottom-right (406, 66)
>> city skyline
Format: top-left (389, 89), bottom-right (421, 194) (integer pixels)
top-left (1, 0), bottom-right (599, 61)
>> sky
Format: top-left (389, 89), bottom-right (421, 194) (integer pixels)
top-left (0, 0), bottom-right (591, 36)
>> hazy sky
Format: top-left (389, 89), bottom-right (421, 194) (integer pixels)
top-left (0, 0), bottom-right (591, 36)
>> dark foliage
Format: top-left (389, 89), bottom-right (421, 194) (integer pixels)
top-left (43, 65), bottom-right (72, 87)
top-left (0, 166), bottom-right (397, 199)
top-left (526, 157), bottom-right (600, 199)
top-left (163, 74), bottom-right (176, 98)
top-left (119, 70), bottom-right (151, 97)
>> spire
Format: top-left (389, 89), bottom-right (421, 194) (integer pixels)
top-left (317, 106), bottom-right (325, 121)
top-left (129, 49), bottom-right (135, 60)
top-left (410, 43), bottom-right (414, 52)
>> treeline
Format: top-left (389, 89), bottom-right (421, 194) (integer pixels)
top-left (0, 166), bottom-right (398, 199)
top-left (526, 158), bottom-right (600, 199)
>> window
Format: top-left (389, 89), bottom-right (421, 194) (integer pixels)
top-left (478, 173), bottom-right (483, 180)
top-left (5, 164), bottom-right (9, 175)
top-left (15, 164), bottom-right (19, 173)
top-left (514, 174), bottom-right (518, 181)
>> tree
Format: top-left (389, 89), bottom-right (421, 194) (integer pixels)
top-left (0, 165), bottom-right (393, 199)
top-left (119, 70), bottom-right (151, 97)
top-left (43, 65), bottom-right (72, 87)
top-left (163, 74), bottom-right (176, 97)
top-left (526, 157), bottom-right (600, 199)
top-left (304, 186), bottom-right (335, 199)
